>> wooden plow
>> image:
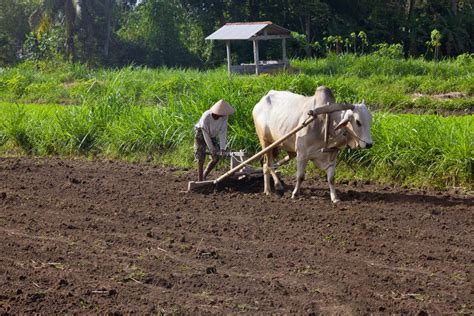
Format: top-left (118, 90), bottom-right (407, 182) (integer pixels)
top-left (187, 102), bottom-right (355, 192)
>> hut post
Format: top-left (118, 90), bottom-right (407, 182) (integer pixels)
top-left (282, 38), bottom-right (288, 69)
top-left (226, 41), bottom-right (231, 74)
top-left (253, 39), bottom-right (260, 75)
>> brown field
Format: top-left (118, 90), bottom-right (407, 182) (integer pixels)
top-left (1, 157), bottom-right (473, 314)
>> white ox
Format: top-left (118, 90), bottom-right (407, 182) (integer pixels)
top-left (252, 86), bottom-right (373, 203)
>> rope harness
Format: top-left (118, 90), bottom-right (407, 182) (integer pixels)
top-left (312, 111), bottom-right (370, 152)
top-left (319, 112), bottom-right (348, 153)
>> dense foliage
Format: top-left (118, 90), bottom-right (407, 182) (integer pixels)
top-left (0, 0), bottom-right (473, 67)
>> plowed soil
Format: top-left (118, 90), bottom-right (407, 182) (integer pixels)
top-left (1, 157), bottom-right (473, 314)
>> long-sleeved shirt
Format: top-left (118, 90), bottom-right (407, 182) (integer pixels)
top-left (195, 110), bottom-right (228, 152)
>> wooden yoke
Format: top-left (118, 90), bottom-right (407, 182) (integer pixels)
top-left (308, 102), bottom-right (355, 116)
top-left (308, 102), bottom-right (354, 152)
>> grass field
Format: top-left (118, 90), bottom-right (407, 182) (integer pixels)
top-left (0, 54), bottom-right (472, 190)
top-left (1, 54), bottom-right (473, 111)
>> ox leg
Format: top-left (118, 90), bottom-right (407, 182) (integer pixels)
top-left (271, 152), bottom-right (296, 193)
top-left (274, 151), bottom-right (296, 169)
top-left (326, 163), bottom-right (340, 203)
top-left (264, 146), bottom-right (283, 191)
top-left (291, 158), bottom-right (308, 199)
top-left (270, 165), bottom-right (284, 193)
top-left (262, 152), bottom-right (272, 195)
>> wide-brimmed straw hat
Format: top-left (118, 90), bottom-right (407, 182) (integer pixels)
top-left (209, 99), bottom-right (235, 116)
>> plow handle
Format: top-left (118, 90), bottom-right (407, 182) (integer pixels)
top-left (214, 114), bottom-right (316, 184)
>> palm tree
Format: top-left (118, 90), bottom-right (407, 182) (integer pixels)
top-left (29, 0), bottom-right (81, 60)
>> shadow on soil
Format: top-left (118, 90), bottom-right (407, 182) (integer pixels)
top-left (193, 176), bottom-right (471, 207)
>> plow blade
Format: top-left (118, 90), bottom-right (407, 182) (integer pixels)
top-left (187, 180), bottom-right (215, 191)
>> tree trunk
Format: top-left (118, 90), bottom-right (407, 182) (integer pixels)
top-left (248, 0), bottom-right (259, 21)
top-left (80, 0), bottom-right (94, 62)
top-left (104, 0), bottom-right (114, 57)
top-left (213, 0), bottom-right (226, 26)
top-left (406, 0), bottom-right (418, 56)
top-left (64, 0), bottom-right (76, 61)
top-left (282, 0), bottom-right (290, 25)
top-left (304, 15), bottom-right (311, 57)
top-left (283, 0), bottom-right (289, 24)
top-left (405, 0), bottom-right (415, 14)
top-left (451, 0), bottom-right (458, 15)
top-left (446, 36), bottom-right (453, 56)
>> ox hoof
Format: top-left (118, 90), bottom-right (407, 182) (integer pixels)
top-left (331, 198), bottom-right (341, 204)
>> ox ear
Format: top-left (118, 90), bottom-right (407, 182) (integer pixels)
top-left (335, 110), bottom-right (353, 130)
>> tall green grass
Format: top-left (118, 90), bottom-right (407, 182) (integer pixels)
top-left (339, 113), bottom-right (473, 188)
top-left (1, 99), bottom-right (472, 189)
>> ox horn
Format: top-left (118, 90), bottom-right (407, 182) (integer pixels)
top-left (308, 102), bottom-right (355, 116)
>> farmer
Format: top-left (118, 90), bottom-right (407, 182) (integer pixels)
top-left (194, 99), bottom-right (235, 181)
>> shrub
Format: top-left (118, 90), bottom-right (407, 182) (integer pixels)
top-left (373, 43), bottom-right (404, 59)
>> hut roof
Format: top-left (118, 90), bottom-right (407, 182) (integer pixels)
top-left (206, 22), bottom-right (291, 41)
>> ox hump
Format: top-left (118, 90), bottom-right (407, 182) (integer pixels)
top-left (314, 86), bottom-right (335, 106)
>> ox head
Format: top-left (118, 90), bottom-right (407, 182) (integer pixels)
top-left (335, 102), bottom-right (373, 149)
